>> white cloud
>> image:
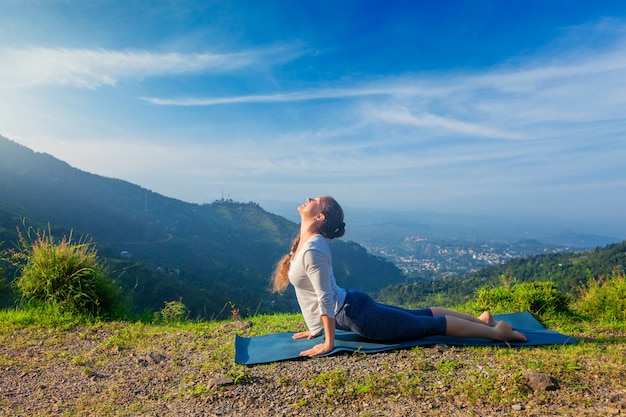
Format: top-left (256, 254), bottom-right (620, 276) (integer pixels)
top-left (140, 86), bottom-right (394, 106)
top-left (140, 45), bottom-right (626, 105)
top-left (0, 45), bottom-right (304, 89)
top-left (367, 107), bottom-right (526, 140)
top-left (138, 43), bottom-right (626, 148)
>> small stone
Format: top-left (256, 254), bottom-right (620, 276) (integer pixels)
top-left (219, 321), bottom-right (253, 331)
top-left (423, 344), bottom-right (449, 356)
top-left (148, 351), bottom-right (166, 364)
top-left (511, 403), bottom-right (523, 411)
top-left (208, 376), bottom-right (233, 388)
top-left (522, 370), bottom-right (559, 391)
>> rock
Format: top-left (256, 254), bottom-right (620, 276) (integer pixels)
top-left (522, 370), bottom-right (559, 391)
top-left (219, 321), bottom-right (253, 331)
top-left (208, 376), bottom-right (234, 388)
top-left (511, 403), bottom-right (523, 411)
top-left (423, 344), bottom-right (449, 355)
top-left (89, 372), bottom-right (108, 381)
top-left (148, 351), bottom-right (166, 364)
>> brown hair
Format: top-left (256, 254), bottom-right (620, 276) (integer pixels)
top-left (271, 196), bottom-right (345, 293)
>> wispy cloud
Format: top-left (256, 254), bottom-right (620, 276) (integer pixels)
top-left (138, 43), bottom-right (626, 143)
top-left (141, 44), bottom-right (626, 105)
top-left (367, 107), bottom-right (527, 140)
top-left (140, 86), bottom-right (396, 106)
top-left (0, 45), bottom-right (305, 89)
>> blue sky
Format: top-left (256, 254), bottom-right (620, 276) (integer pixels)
top-left (1, 0), bottom-right (626, 236)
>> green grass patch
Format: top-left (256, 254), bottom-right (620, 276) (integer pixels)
top-left (464, 279), bottom-right (574, 322)
top-left (3, 224), bottom-right (127, 318)
top-left (575, 267), bottom-right (626, 322)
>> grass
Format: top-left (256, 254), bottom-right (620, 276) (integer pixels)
top-left (575, 267), bottom-right (626, 321)
top-left (2, 305), bottom-right (625, 416)
top-left (4, 224), bottom-right (126, 318)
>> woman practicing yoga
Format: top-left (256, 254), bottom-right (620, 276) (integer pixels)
top-left (272, 196), bottom-right (527, 358)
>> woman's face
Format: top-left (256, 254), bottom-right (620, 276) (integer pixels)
top-left (298, 197), bottom-right (324, 220)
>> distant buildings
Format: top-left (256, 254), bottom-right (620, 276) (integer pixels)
top-left (367, 237), bottom-right (571, 278)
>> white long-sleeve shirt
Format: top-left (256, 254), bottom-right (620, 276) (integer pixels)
top-left (288, 234), bottom-right (347, 336)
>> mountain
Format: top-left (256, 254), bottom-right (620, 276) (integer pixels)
top-left (0, 135), bottom-right (405, 318)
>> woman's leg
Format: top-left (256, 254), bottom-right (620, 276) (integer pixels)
top-left (430, 307), bottom-right (497, 326)
top-left (420, 308), bottom-right (525, 341)
top-left (337, 291), bottom-right (526, 342)
top-left (446, 316), bottom-right (527, 342)
top-left (375, 303), bottom-right (497, 327)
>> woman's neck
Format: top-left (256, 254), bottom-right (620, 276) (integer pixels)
top-left (294, 222), bottom-right (319, 257)
top-left (299, 218), bottom-right (316, 239)
top-left (299, 228), bottom-right (318, 243)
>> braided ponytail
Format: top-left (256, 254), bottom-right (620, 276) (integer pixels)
top-left (271, 236), bottom-right (300, 294)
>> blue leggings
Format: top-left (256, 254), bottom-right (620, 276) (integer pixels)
top-left (335, 290), bottom-right (447, 341)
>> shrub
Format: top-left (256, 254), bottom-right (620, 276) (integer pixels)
top-left (155, 298), bottom-right (189, 322)
top-left (466, 279), bottom-right (573, 322)
top-left (7, 225), bottom-right (124, 318)
top-left (0, 268), bottom-right (9, 304)
top-left (576, 267), bottom-right (626, 322)
top-left (0, 262), bottom-right (6, 295)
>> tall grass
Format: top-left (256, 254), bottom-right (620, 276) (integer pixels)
top-left (576, 267), bottom-right (626, 322)
top-left (464, 279), bottom-right (573, 320)
top-left (4, 224), bottom-right (125, 318)
top-left (461, 269), bottom-right (626, 329)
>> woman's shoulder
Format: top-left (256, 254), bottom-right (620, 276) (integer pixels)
top-left (303, 234), bottom-right (331, 256)
top-left (308, 233), bottom-right (329, 247)
top-left (292, 234), bottom-right (328, 260)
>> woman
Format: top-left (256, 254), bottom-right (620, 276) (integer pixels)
top-left (272, 196), bottom-right (527, 358)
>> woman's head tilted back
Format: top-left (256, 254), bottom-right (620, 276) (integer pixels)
top-left (272, 196), bottom-right (346, 293)
top-left (315, 196), bottom-right (346, 239)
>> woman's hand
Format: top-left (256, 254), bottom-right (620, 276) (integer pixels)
top-left (292, 331), bottom-right (333, 356)
top-left (292, 331), bottom-right (317, 340)
top-left (300, 342), bottom-right (334, 357)
top-left (294, 315), bottom-right (336, 357)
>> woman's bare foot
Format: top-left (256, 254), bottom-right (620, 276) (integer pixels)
top-left (494, 321), bottom-right (527, 342)
top-left (478, 311), bottom-right (497, 327)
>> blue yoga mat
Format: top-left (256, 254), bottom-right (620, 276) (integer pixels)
top-left (234, 312), bottom-right (578, 365)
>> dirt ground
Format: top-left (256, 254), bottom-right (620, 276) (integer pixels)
top-left (1, 323), bottom-right (625, 416)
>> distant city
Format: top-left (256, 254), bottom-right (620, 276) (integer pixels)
top-left (364, 236), bottom-right (574, 278)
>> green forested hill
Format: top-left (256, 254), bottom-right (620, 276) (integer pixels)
top-left (376, 240), bottom-right (626, 307)
top-left (0, 136), bottom-right (405, 318)
top-left (464, 241), bottom-right (626, 289)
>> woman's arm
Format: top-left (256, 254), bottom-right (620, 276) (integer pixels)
top-left (299, 314), bottom-right (335, 357)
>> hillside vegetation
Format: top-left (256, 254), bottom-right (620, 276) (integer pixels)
top-left (376, 240), bottom-right (626, 308)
